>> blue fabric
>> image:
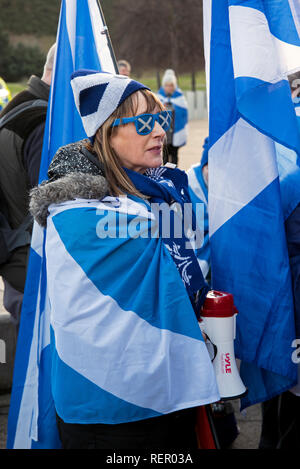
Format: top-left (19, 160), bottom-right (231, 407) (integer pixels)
top-left (70, 69), bottom-right (99, 80)
top-left (200, 137), bottom-right (209, 168)
top-left (278, 144), bottom-right (300, 221)
top-left (112, 111), bottom-right (172, 135)
top-left (50, 327), bottom-right (162, 424)
top-left (71, 69), bottom-right (149, 108)
top-left (6, 247), bottom-right (43, 449)
top-left (279, 107), bottom-right (300, 340)
top-left (70, 68), bottom-right (149, 136)
top-left (229, 0), bottom-right (300, 45)
top-left (79, 83), bottom-right (108, 116)
top-left (126, 166), bottom-right (209, 312)
top-left (53, 203), bottom-right (204, 339)
top-left (236, 76), bottom-right (300, 155)
top-left (23, 123), bottom-right (46, 187)
top-left (212, 179), bottom-right (295, 378)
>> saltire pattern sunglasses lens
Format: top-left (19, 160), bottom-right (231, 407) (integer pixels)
top-left (112, 110), bottom-right (172, 135)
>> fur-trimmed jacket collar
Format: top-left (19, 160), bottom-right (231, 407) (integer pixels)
top-left (29, 140), bottom-right (109, 227)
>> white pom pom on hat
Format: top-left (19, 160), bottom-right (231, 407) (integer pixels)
top-left (70, 69), bottom-right (150, 140)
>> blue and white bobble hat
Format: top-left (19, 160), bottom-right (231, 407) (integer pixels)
top-left (70, 69), bottom-right (150, 141)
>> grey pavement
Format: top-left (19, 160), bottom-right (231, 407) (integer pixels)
top-left (0, 276), bottom-right (262, 450)
top-left (0, 393), bottom-right (10, 450)
top-left (0, 120), bottom-right (262, 449)
top-left (0, 392), bottom-right (262, 450)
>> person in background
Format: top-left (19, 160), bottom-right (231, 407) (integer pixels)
top-left (29, 69), bottom-right (219, 449)
top-left (0, 43), bottom-right (56, 328)
top-left (157, 69), bottom-right (188, 166)
top-left (117, 59), bottom-right (131, 77)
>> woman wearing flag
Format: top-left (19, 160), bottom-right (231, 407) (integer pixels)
top-left (30, 70), bottom-right (219, 449)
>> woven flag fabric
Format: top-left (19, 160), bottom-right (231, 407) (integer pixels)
top-left (7, 0), bottom-right (116, 449)
top-left (204, 0), bottom-right (300, 409)
top-left (157, 88), bottom-right (188, 147)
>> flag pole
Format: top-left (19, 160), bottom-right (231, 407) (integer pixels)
top-left (96, 0), bottom-right (119, 74)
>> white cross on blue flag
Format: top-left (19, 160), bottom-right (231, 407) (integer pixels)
top-left (7, 0), bottom-right (116, 449)
top-left (204, 0), bottom-right (300, 409)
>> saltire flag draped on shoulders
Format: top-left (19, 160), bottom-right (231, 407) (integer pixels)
top-left (203, 0), bottom-right (300, 409)
top-left (7, 0), bottom-right (117, 449)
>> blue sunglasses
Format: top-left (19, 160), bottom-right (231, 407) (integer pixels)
top-left (111, 110), bottom-right (172, 135)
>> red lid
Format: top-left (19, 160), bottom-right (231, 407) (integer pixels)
top-left (201, 290), bottom-right (238, 318)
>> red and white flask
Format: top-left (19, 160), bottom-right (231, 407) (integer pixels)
top-left (200, 290), bottom-right (247, 400)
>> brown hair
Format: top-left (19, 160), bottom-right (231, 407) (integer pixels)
top-left (85, 89), bottom-right (165, 198)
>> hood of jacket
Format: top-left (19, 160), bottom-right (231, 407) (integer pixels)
top-left (30, 140), bottom-right (109, 227)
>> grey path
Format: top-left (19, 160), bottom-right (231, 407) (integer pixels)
top-left (0, 120), bottom-right (262, 449)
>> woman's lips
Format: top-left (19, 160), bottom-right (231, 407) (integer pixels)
top-left (148, 145), bottom-right (162, 154)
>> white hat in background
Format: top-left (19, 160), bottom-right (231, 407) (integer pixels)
top-left (162, 69), bottom-right (177, 87)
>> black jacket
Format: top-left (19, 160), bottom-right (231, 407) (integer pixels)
top-left (0, 76), bottom-right (49, 292)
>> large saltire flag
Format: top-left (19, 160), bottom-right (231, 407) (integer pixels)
top-left (7, 0), bottom-right (116, 449)
top-left (157, 88), bottom-right (188, 148)
top-left (203, 0), bottom-right (300, 409)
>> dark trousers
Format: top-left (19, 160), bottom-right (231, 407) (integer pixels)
top-left (163, 144), bottom-right (179, 166)
top-left (259, 391), bottom-right (300, 448)
top-left (56, 408), bottom-right (198, 450)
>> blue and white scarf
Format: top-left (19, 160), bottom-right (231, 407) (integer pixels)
top-left (126, 165), bottom-right (209, 312)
